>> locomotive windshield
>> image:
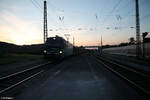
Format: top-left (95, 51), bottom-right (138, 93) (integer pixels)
top-left (45, 37), bottom-right (65, 49)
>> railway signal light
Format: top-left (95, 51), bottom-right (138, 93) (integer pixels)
top-left (142, 32), bottom-right (148, 38)
top-left (142, 32), bottom-right (148, 58)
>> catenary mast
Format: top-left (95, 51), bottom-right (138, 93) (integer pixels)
top-left (43, 0), bottom-right (48, 43)
top-left (135, 0), bottom-right (141, 58)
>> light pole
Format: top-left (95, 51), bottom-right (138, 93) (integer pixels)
top-left (101, 35), bottom-right (103, 55)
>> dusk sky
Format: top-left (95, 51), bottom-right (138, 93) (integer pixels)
top-left (0, 0), bottom-right (150, 46)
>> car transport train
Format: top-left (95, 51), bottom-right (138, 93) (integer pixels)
top-left (103, 43), bottom-right (150, 57)
top-left (43, 35), bottom-right (73, 59)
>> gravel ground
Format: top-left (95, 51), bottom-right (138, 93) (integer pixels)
top-left (14, 54), bottom-right (144, 100)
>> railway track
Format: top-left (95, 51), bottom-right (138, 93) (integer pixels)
top-left (0, 62), bottom-right (51, 95)
top-left (94, 54), bottom-right (150, 99)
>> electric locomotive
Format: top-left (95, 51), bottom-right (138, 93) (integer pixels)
top-left (43, 35), bottom-right (73, 59)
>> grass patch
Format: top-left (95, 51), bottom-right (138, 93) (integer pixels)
top-left (0, 53), bottom-right (43, 65)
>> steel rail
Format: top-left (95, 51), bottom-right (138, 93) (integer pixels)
top-left (0, 62), bottom-right (51, 80)
top-left (0, 70), bottom-right (44, 94)
top-left (0, 62), bottom-right (51, 94)
top-left (95, 55), bottom-right (150, 78)
top-left (94, 55), bottom-right (150, 97)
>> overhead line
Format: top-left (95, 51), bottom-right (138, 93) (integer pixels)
top-left (111, 0), bottom-right (123, 13)
top-left (117, 0), bottom-right (150, 29)
top-left (30, 0), bottom-right (43, 13)
top-left (141, 14), bottom-right (150, 22)
top-left (115, 0), bottom-right (132, 13)
top-left (33, 0), bottom-right (43, 9)
top-left (101, 0), bottom-right (123, 25)
top-left (105, 0), bottom-right (137, 31)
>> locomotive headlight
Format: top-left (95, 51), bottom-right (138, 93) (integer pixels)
top-left (59, 51), bottom-right (63, 54)
top-left (44, 50), bottom-right (47, 53)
